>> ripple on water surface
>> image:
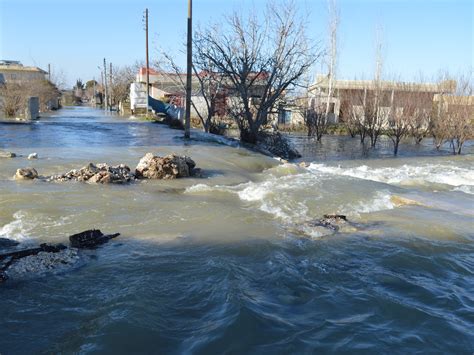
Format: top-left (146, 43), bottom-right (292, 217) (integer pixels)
top-left (1, 236), bottom-right (473, 353)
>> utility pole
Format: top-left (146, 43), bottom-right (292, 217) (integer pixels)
top-left (184, 0), bottom-right (192, 138)
top-left (109, 62), bottom-right (113, 109)
top-left (145, 8), bottom-right (150, 113)
top-left (100, 70), bottom-right (104, 105)
top-left (48, 63), bottom-right (51, 81)
top-left (103, 58), bottom-right (108, 111)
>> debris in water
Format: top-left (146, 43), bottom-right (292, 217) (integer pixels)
top-left (69, 229), bottom-right (120, 249)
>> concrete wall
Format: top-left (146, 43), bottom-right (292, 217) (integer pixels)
top-left (26, 97), bottom-right (40, 120)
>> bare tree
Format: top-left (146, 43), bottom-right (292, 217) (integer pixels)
top-left (194, 1), bottom-right (321, 143)
top-left (49, 67), bottom-right (67, 91)
top-left (444, 74), bottom-right (473, 154)
top-left (340, 88), bottom-right (369, 143)
top-left (365, 25), bottom-right (386, 148)
top-left (431, 105), bottom-right (449, 150)
top-left (110, 64), bottom-right (139, 104)
top-left (29, 79), bottom-right (61, 112)
top-left (385, 83), bottom-right (413, 155)
top-left (339, 98), bottom-right (358, 137)
top-left (0, 78), bottom-right (60, 117)
top-left (0, 83), bottom-right (24, 117)
top-left (408, 100), bottom-right (432, 144)
top-left (161, 52), bottom-right (226, 133)
top-left (406, 75), bottom-right (433, 144)
top-left (307, 100), bottom-right (329, 141)
top-left (294, 95), bottom-right (323, 139)
top-left (431, 72), bottom-right (473, 154)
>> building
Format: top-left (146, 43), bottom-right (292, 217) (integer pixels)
top-left (0, 60), bottom-right (60, 115)
top-left (301, 75), bottom-right (456, 126)
top-left (131, 68), bottom-right (267, 118)
top-left (0, 60), bottom-right (48, 84)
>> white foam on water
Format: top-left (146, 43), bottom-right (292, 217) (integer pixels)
top-left (238, 180), bottom-right (275, 202)
top-left (0, 211), bottom-right (73, 242)
top-left (184, 160), bottom-right (468, 226)
top-left (340, 190), bottom-right (395, 217)
top-left (308, 162), bottom-right (474, 188)
top-left (452, 185), bottom-right (474, 195)
top-left (184, 183), bottom-right (216, 194)
top-left (0, 211), bottom-right (36, 242)
top-left (185, 174), bottom-right (315, 222)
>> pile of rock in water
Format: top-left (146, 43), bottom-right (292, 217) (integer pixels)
top-left (49, 163), bottom-right (135, 183)
top-left (292, 214), bottom-right (360, 238)
top-left (14, 153), bottom-right (201, 184)
top-left (0, 229), bottom-right (120, 283)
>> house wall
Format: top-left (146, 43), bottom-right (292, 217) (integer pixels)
top-left (0, 67), bottom-right (47, 83)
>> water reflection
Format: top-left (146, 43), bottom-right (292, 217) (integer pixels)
top-left (288, 133), bottom-right (473, 162)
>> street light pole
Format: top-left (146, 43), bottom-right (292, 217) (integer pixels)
top-left (184, 0), bottom-right (192, 138)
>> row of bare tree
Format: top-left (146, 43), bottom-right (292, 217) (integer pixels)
top-left (299, 75), bottom-right (472, 155)
top-left (333, 75), bottom-right (472, 155)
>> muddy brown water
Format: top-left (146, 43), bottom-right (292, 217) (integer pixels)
top-left (0, 106), bottom-right (473, 353)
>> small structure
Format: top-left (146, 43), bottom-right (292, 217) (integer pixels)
top-left (26, 97), bottom-right (40, 120)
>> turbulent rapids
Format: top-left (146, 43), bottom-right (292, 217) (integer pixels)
top-left (0, 107), bottom-right (473, 353)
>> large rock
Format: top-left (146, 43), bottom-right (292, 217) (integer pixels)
top-left (28, 153), bottom-right (38, 160)
top-left (14, 167), bottom-right (38, 180)
top-left (50, 163), bottom-right (134, 184)
top-left (135, 153), bottom-right (198, 179)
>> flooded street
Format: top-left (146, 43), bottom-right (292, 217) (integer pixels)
top-left (1, 107), bottom-right (473, 353)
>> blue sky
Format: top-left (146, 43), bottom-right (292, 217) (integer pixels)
top-left (0, 0), bottom-right (472, 88)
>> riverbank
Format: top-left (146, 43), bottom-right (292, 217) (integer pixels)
top-left (1, 106), bottom-right (473, 353)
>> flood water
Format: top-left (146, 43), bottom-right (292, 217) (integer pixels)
top-left (1, 107), bottom-right (473, 353)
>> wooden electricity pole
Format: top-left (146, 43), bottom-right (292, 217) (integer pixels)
top-left (109, 62), bottom-right (113, 109)
top-left (103, 58), bottom-right (108, 111)
top-left (184, 0), bottom-right (192, 138)
top-left (145, 8), bottom-right (150, 113)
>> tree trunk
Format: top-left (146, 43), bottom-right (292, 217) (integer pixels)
top-left (393, 139), bottom-right (400, 156)
top-left (370, 133), bottom-right (377, 147)
top-left (457, 142), bottom-right (463, 155)
top-left (240, 128), bottom-right (258, 144)
top-left (316, 131), bottom-right (323, 142)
